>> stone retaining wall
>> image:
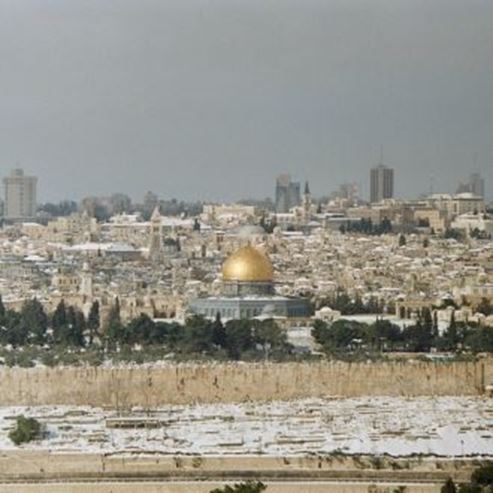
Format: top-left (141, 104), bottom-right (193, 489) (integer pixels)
top-left (0, 360), bottom-right (490, 407)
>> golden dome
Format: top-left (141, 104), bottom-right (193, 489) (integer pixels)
top-left (222, 245), bottom-right (274, 283)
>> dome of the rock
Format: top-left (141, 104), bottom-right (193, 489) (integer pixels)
top-left (222, 245), bottom-right (274, 283)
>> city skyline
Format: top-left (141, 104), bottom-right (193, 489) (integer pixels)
top-left (0, 0), bottom-right (492, 203)
top-left (1, 164), bottom-right (489, 206)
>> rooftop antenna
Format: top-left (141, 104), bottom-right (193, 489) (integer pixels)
top-left (379, 144), bottom-right (384, 165)
top-left (429, 173), bottom-right (434, 196)
top-left (473, 151), bottom-right (479, 172)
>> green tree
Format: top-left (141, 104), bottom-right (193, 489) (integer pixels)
top-left (465, 326), bottom-right (493, 352)
top-left (52, 300), bottom-right (67, 344)
top-left (224, 319), bottom-right (254, 359)
top-left (152, 321), bottom-right (182, 347)
top-left (181, 315), bottom-right (214, 354)
top-left (432, 310), bottom-right (439, 339)
top-left (0, 294), bottom-right (5, 326)
top-left (105, 298), bottom-right (124, 346)
top-left (253, 319), bottom-right (292, 358)
top-left (1, 310), bottom-right (25, 346)
top-left (87, 300), bottom-right (100, 346)
top-left (20, 299), bottom-right (48, 345)
top-left (444, 228), bottom-right (463, 241)
top-left (381, 216), bottom-right (392, 233)
top-left (402, 319), bottom-right (433, 352)
top-left (73, 309), bottom-right (86, 346)
top-left (126, 313), bottom-right (155, 345)
top-left (476, 298), bottom-right (493, 316)
top-left (444, 311), bottom-right (458, 349)
top-left (372, 319), bottom-right (402, 351)
top-left (441, 477), bottom-right (457, 493)
top-left (312, 319), bottom-right (363, 353)
top-left (55, 306), bottom-right (85, 346)
top-left (212, 312), bottom-right (226, 347)
top-left (470, 463), bottom-right (493, 486)
top-left (399, 234), bottom-right (407, 247)
top-left (9, 416), bottom-right (41, 445)
top-left (457, 485), bottom-right (481, 493)
top-left (210, 481), bottom-right (266, 493)
top-left (422, 308), bottom-right (434, 347)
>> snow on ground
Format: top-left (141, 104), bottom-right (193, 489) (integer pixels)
top-left (0, 397), bottom-right (491, 457)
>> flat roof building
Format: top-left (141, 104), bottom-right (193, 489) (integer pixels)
top-left (3, 168), bottom-right (37, 222)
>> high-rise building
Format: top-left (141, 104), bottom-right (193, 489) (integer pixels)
top-left (3, 168), bottom-right (37, 222)
top-left (370, 165), bottom-right (394, 203)
top-left (275, 174), bottom-right (301, 213)
top-left (469, 173), bottom-right (485, 198)
top-left (456, 173), bottom-right (485, 198)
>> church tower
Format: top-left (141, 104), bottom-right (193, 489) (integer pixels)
top-left (302, 181), bottom-right (312, 221)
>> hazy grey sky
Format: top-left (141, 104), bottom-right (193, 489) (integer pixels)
top-left (0, 0), bottom-right (492, 202)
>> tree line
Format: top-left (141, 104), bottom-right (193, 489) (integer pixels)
top-left (313, 308), bottom-right (493, 355)
top-left (339, 217), bottom-right (393, 236)
top-left (441, 464), bottom-right (493, 493)
top-left (314, 290), bottom-right (385, 315)
top-left (0, 296), bottom-right (100, 348)
top-left (105, 308), bottom-right (293, 360)
top-left (0, 296), bottom-right (293, 362)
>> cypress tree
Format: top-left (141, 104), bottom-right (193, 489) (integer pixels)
top-left (212, 312), bottom-right (226, 347)
top-left (432, 310), bottom-right (439, 338)
top-left (0, 295), bottom-right (5, 326)
top-left (21, 299), bottom-right (48, 345)
top-left (447, 311), bottom-right (458, 348)
top-left (73, 309), bottom-right (86, 347)
top-left (440, 477), bottom-right (456, 493)
top-left (106, 298), bottom-right (124, 346)
top-left (87, 300), bottom-right (100, 346)
top-left (52, 300), bottom-right (67, 343)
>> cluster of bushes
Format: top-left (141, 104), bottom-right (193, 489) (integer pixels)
top-left (314, 291), bottom-right (385, 315)
top-left (0, 297), bottom-right (99, 348)
top-left (441, 463), bottom-right (493, 492)
top-left (211, 482), bottom-right (266, 493)
top-left (339, 217), bottom-right (393, 236)
top-left (106, 312), bottom-right (294, 361)
top-left (313, 313), bottom-right (493, 355)
top-left (476, 298), bottom-right (493, 317)
top-left (8, 416), bottom-right (42, 445)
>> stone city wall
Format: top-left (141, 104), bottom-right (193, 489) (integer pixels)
top-left (0, 359), bottom-right (490, 407)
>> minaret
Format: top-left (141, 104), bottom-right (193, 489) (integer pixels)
top-left (148, 206), bottom-right (164, 263)
top-left (79, 261), bottom-right (93, 299)
top-left (302, 181), bottom-right (312, 221)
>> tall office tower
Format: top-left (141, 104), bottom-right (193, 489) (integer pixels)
top-left (3, 168), bottom-right (38, 222)
top-left (469, 172), bottom-right (485, 197)
top-left (275, 174), bottom-right (301, 212)
top-left (370, 164), bottom-right (394, 203)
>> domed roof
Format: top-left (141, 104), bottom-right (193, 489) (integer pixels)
top-left (232, 224), bottom-right (265, 237)
top-left (222, 245), bottom-right (274, 282)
